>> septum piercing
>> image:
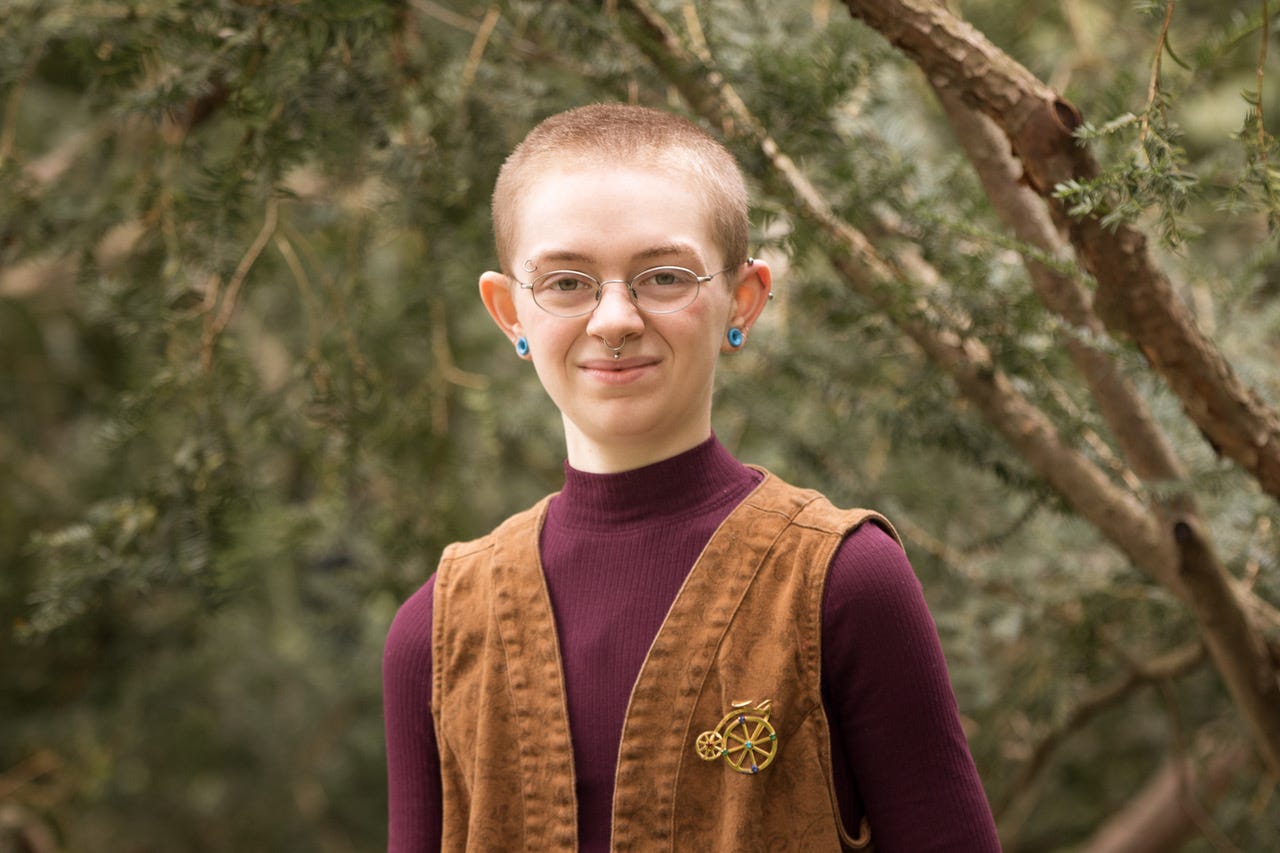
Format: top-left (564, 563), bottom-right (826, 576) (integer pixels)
top-left (600, 334), bottom-right (628, 360)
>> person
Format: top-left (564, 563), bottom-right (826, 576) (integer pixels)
top-left (383, 103), bottom-right (1002, 852)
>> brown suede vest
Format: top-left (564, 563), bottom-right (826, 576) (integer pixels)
top-left (432, 469), bottom-right (901, 851)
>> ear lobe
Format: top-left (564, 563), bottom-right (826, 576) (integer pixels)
top-left (479, 271), bottom-right (522, 341)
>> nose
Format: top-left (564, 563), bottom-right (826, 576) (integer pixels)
top-left (585, 279), bottom-right (645, 341)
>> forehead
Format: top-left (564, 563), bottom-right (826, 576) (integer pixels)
top-left (512, 164), bottom-right (720, 269)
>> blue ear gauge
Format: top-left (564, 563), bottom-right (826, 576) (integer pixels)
top-left (516, 336), bottom-right (530, 356)
top-left (726, 327), bottom-right (745, 348)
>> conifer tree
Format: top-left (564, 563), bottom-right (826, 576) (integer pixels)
top-left (2, 1), bottom-right (1277, 849)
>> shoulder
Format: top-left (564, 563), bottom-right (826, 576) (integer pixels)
top-left (748, 469), bottom-right (902, 544)
top-left (384, 573), bottom-right (436, 676)
top-left (434, 495), bottom-right (553, 582)
top-left (831, 521), bottom-right (913, 589)
top-left (465, 496), bottom-right (552, 548)
top-left (824, 520), bottom-right (940, 647)
top-left (441, 500), bottom-right (544, 560)
top-left (385, 496), bottom-right (550, 649)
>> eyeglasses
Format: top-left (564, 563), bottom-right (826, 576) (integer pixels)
top-left (513, 264), bottom-right (738, 318)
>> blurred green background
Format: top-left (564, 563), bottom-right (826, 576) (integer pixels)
top-left (2, 1), bottom-right (1278, 850)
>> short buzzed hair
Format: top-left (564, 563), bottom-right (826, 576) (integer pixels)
top-left (491, 103), bottom-right (750, 274)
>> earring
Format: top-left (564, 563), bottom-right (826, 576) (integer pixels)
top-left (515, 336), bottom-right (530, 356)
top-left (726, 327), bottom-right (745, 348)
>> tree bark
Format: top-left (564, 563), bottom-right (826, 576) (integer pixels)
top-left (931, 87), bottom-right (1187, 488)
top-left (840, 0), bottom-right (1280, 505)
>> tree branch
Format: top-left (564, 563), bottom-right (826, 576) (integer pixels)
top-left (1174, 517), bottom-right (1280, 773)
top-left (931, 87), bottom-right (1187, 490)
top-left (993, 642), bottom-right (1205, 825)
top-left (1081, 738), bottom-right (1250, 853)
top-left (201, 196), bottom-right (280, 373)
top-left (839, 0), bottom-right (1280, 504)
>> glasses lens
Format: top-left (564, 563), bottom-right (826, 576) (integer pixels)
top-left (531, 271), bottom-right (599, 317)
top-left (630, 267), bottom-right (700, 314)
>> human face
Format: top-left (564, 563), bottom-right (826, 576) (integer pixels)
top-left (479, 164), bottom-right (770, 473)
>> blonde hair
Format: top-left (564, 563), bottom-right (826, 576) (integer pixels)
top-left (491, 103), bottom-right (749, 274)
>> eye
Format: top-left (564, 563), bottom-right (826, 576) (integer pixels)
top-left (634, 268), bottom-right (694, 288)
top-left (537, 272), bottom-right (595, 293)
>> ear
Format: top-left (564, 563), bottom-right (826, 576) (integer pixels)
top-left (479, 271), bottom-right (527, 355)
top-left (721, 258), bottom-right (773, 353)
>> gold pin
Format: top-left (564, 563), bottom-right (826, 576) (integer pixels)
top-left (695, 699), bottom-right (777, 775)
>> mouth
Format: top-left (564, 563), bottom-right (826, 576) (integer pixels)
top-left (582, 355), bottom-right (655, 370)
top-left (580, 356), bottom-right (658, 382)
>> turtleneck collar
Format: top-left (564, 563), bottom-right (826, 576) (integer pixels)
top-left (550, 434), bottom-right (761, 530)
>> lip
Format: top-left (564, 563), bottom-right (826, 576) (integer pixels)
top-left (579, 356), bottom-right (659, 384)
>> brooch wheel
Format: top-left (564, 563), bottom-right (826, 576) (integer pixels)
top-left (695, 699), bottom-right (778, 775)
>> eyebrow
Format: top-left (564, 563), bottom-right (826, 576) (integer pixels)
top-left (534, 242), bottom-right (702, 268)
top-left (632, 242), bottom-right (701, 264)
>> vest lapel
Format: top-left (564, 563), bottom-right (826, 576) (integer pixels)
top-left (610, 472), bottom-right (817, 849)
top-left (490, 499), bottom-right (580, 849)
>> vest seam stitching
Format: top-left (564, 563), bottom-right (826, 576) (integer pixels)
top-left (492, 603), bottom-right (531, 847)
top-left (809, 508), bottom-right (887, 849)
top-left (492, 501), bottom-right (560, 849)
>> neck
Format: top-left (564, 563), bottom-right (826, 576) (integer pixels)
top-left (554, 433), bottom-right (757, 528)
top-left (563, 422), bottom-right (714, 474)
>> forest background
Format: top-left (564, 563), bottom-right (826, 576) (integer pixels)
top-left (2, 0), bottom-right (1279, 851)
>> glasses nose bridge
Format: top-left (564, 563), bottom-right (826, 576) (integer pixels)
top-left (593, 277), bottom-right (639, 307)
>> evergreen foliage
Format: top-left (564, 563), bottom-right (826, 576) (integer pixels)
top-left (2, 0), bottom-right (1278, 850)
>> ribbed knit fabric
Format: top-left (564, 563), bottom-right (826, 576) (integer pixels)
top-left (383, 436), bottom-right (1000, 852)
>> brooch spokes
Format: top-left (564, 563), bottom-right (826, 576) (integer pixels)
top-left (695, 699), bottom-right (778, 775)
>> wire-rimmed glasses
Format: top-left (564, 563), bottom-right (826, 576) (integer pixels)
top-left (513, 264), bottom-right (738, 318)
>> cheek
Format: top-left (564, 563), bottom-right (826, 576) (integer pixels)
top-left (516, 308), bottom-right (553, 347)
top-left (523, 319), bottom-right (580, 370)
top-left (513, 300), bottom-right (540, 334)
top-left (668, 322), bottom-right (726, 371)
top-left (691, 300), bottom-right (733, 350)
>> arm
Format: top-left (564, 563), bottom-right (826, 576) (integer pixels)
top-left (822, 523), bottom-right (1001, 852)
top-left (382, 575), bottom-right (442, 853)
